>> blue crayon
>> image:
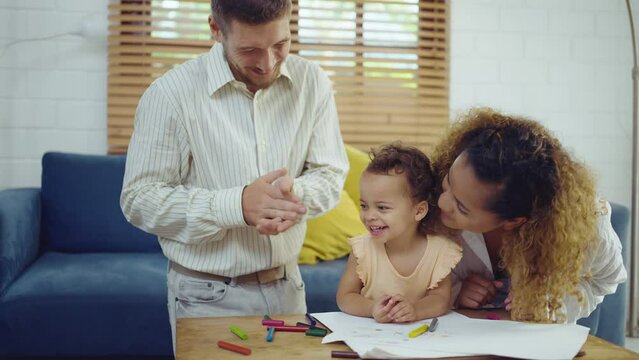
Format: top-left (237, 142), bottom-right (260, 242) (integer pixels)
top-left (266, 326), bottom-right (275, 342)
top-left (305, 313), bottom-right (317, 328)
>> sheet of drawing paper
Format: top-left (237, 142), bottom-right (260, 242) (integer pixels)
top-left (313, 311), bottom-right (588, 360)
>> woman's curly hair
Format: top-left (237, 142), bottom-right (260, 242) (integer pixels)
top-left (431, 108), bottom-right (598, 322)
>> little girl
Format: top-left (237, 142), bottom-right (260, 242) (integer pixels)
top-left (336, 143), bottom-right (462, 323)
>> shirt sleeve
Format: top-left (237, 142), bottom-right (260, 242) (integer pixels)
top-left (120, 83), bottom-right (246, 245)
top-left (429, 237), bottom-right (463, 290)
top-left (564, 200), bottom-right (628, 322)
top-left (349, 235), bottom-right (371, 286)
top-left (292, 66), bottom-right (349, 221)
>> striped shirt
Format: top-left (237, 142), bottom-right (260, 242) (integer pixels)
top-left (120, 43), bottom-right (348, 276)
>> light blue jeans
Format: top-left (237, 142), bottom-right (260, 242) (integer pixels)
top-left (167, 262), bottom-right (307, 353)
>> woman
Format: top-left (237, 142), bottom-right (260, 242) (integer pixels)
top-left (432, 108), bottom-right (627, 323)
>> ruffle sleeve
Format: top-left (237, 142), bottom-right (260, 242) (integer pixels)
top-left (428, 237), bottom-right (463, 290)
top-left (348, 234), bottom-right (371, 287)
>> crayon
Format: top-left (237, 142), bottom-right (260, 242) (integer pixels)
top-left (429, 317), bottom-right (439, 332)
top-left (266, 326), bottom-right (275, 342)
top-left (331, 350), bottom-right (359, 358)
top-left (305, 313), bottom-right (317, 327)
top-left (230, 325), bottom-right (248, 340)
top-left (271, 325), bottom-right (307, 332)
top-left (262, 319), bottom-right (285, 326)
top-left (217, 340), bottom-right (251, 356)
top-left (408, 324), bottom-right (429, 338)
top-left (305, 327), bottom-right (327, 337)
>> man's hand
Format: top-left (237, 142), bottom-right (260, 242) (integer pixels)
top-left (241, 168), bottom-right (306, 235)
top-left (372, 294), bottom-right (395, 323)
top-left (387, 294), bottom-right (417, 323)
top-left (456, 273), bottom-right (503, 309)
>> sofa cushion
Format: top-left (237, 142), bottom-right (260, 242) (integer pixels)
top-left (299, 191), bottom-right (366, 265)
top-left (343, 144), bottom-right (370, 206)
top-left (0, 252), bottom-right (171, 357)
top-left (41, 152), bottom-right (159, 253)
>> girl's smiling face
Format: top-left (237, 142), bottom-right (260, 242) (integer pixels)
top-left (359, 170), bottom-right (426, 243)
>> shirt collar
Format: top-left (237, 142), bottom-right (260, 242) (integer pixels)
top-left (206, 43), bottom-right (235, 96)
top-left (206, 42), bottom-right (293, 96)
top-left (279, 59), bottom-right (292, 83)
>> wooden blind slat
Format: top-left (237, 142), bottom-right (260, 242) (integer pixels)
top-left (107, 38), bottom-right (446, 57)
top-left (108, 52), bottom-right (448, 70)
top-left (109, 24), bottom-right (446, 41)
top-left (107, 2), bottom-right (447, 11)
top-left (109, 14), bottom-right (446, 29)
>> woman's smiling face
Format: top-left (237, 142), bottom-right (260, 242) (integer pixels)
top-left (437, 152), bottom-right (506, 233)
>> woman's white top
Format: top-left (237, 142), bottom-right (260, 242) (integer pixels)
top-left (451, 200), bottom-right (627, 323)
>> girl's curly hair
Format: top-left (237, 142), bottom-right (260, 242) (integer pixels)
top-left (431, 108), bottom-right (598, 322)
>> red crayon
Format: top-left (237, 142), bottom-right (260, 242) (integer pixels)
top-left (271, 325), bottom-right (308, 332)
top-left (217, 340), bottom-right (251, 356)
top-left (331, 350), bottom-right (359, 358)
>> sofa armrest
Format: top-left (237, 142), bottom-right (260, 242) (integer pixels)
top-left (0, 188), bottom-right (41, 294)
top-left (597, 202), bottom-right (629, 346)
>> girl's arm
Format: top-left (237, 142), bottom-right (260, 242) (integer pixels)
top-left (336, 253), bottom-right (374, 317)
top-left (388, 275), bottom-right (453, 322)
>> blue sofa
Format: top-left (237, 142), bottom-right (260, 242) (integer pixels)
top-left (0, 152), bottom-right (629, 358)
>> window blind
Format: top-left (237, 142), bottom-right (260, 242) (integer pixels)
top-left (107, 0), bottom-right (448, 154)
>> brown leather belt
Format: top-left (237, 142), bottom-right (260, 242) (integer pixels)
top-left (169, 261), bottom-right (286, 284)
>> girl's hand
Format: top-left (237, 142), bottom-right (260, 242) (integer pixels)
top-left (457, 273), bottom-right (503, 309)
top-left (504, 292), bottom-right (512, 311)
top-left (387, 294), bottom-right (417, 323)
top-left (372, 294), bottom-right (395, 323)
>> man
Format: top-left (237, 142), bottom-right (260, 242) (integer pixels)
top-left (120, 0), bottom-right (348, 350)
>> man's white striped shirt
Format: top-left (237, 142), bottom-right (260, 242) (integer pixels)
top-left (121, 43), bottom-right (348, 276)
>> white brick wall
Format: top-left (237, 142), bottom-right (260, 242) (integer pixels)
top-left (450, 0), bottom-right (634, 209)
top-left (0, 1), bottom-right (108, 189)
top-left (0, 0), bottom-right (635, 211)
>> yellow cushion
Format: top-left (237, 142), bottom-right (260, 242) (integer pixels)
top-left (298, 190), bottom-right (367, 264)
top-left (343, 144), bottom-right (370, 206)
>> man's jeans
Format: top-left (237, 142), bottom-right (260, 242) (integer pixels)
top-left (166, 262), bottom-right (307, 353)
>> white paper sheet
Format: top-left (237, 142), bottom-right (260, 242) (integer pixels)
top-left (312, 311), bottom-right (589, 360)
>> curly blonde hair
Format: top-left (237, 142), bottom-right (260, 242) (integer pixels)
top-left (432, 108), bottom-right (598, 322)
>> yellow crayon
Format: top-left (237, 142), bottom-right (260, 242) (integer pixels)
top-left (408, 324), bottom-right (429, 338)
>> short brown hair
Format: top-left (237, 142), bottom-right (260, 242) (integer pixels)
top-left (211, 0), bottom-right (292, 34)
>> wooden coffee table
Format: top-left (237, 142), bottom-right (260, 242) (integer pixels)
top-left (176, 313), bottom-right (639, 359)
